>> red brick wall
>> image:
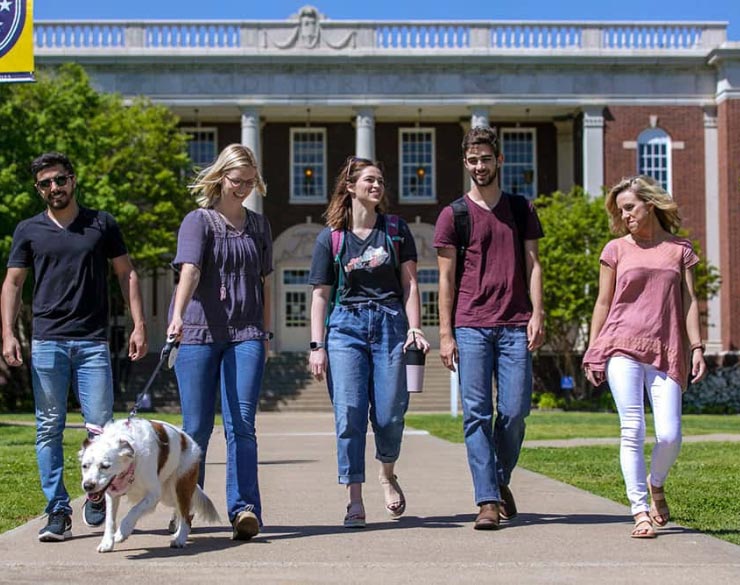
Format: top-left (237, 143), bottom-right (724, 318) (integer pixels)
top-left (718, 100), bottom-right (740, 350)
top-left (603, 106), bottom-right (706, 247)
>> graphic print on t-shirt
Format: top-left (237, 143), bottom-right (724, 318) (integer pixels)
top-left (344, 245), bottom-right (388, 273)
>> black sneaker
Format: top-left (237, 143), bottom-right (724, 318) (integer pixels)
top-left (38, 511), bottom-right (72, 542)
top-left (82, 498), bottom-right (106, 527)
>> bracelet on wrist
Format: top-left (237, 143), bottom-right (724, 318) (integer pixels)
top-left (690, 342), bottom-right (705, 353)
top-left (407, 328), bottom-right (425, 337)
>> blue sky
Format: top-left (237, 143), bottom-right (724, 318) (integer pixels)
top-left (36, 1), bottom-right (739, 41)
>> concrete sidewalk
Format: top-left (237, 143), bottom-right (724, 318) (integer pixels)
top-left (0, 412), bottom-right (738, 584)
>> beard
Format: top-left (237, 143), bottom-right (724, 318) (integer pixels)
top-left (45, 192), bottom-right (72, 210)
top-left (469, 165), bottom-right (498, 187)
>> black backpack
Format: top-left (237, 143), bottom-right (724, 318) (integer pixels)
top-left (450, 193), bottom-right (530, 288)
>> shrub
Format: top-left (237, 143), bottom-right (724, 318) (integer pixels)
top-left (683, 364), bottom-right (740, 414)
top-left (538, 392), bottom-right (563, 410)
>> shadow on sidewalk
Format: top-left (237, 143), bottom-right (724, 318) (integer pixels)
top-left (259, 514), bottom-right (474, 541)
top-left (513, 512), bottom-right (705, 536)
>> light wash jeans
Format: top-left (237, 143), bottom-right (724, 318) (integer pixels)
top-left (607, 355), bottom-right (682, 515)
top-left (174, 340), bottom-right (265, 524)
top-left (455, 326), bottom-right (532, 506)
top-left (31, 339), bottom-right (114, 515)
top-left (326, 301), bottom-right (409, 485)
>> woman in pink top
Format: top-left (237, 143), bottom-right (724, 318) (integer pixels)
top-left (582, 176), bottom-right (707, 539)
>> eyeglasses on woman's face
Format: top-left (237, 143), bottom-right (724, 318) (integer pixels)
top-left (223, 174), bottom-right (257, 191)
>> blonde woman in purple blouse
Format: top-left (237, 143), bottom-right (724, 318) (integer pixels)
top-left (167, 144), bottom-right (272, 542)
top-left (582, 176), bottom-right (707, 539)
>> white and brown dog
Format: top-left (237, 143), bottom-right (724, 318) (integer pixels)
top-left (79, 418), bottom-right (220, 552)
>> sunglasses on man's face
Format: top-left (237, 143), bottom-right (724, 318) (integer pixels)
top-left (36, 174), bottom-right (73, 190)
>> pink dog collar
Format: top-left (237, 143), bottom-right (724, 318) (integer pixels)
top-left (108, 463), bottom-right (136, 497)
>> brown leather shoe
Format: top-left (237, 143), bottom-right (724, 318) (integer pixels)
top-left (499, 485), bottom-right (518, 521)
top-left (474, 503), bottom-right (500, 530)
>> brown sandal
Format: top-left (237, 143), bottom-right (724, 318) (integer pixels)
top-left (631, 512), bottom-right (656, 539)
top-left (379, 474), bottom-right (406, 518)
top-left (647, 475), bottom-right (670, 527)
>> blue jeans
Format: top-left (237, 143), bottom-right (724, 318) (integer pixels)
top-left (31, 339), bottom-right (114, 515)
top-left (174, 340), bottom-right (264, 524)
top-left (327, 301), bottom-right (409, 484)
top-left (455, 327), bottom-right (532, 505)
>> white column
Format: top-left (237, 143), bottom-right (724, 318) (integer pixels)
top-left (582, 107), bottom-right (605, 198)
top-left (703, 106), bottom-right (722, 352)
top-left (241, 107), bottom-right (262, 213)
top-left (554, 119), bottom-right (575, 194)
top-left (470, 107), bottom-right (490, 129)
top-left (355, 108), bottom-right (375, 160)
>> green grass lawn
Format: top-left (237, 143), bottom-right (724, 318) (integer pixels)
top-left (519, 443), bottom-right (740, 545)
top-left (0, 412), bottom-right (196, 534)
top-left (0, 424), bottom-right (87, 534)
top-left (2, 411), bottom-right (738, 543)
top-left (406, 410), bottom-right (740, 443)
top-left (407, 411), bottom-right (740, 546)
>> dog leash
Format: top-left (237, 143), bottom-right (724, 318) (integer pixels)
top-left (129, 335), bottom-right (179, 419)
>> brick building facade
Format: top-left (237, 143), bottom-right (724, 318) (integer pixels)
top-left (34, 8), bottom-right (740, 355)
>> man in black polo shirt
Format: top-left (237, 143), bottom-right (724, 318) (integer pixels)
top-left (1, 152), bottom-right (148, 541)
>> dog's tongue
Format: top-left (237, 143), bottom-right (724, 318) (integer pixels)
top-left (87, 491), bottom-right (104, 503)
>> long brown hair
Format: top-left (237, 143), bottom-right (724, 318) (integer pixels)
top-left (323, 156), bottom-right (387, 230)
top-left (605, 175), bottom-right (681, 235)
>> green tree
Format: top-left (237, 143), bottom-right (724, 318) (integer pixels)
top-left (535, 188), bottom-right (612, 397)
top-left (535, 188), bottom-right (720, 399)
top-left (0, 64), bottom-right (194, 409)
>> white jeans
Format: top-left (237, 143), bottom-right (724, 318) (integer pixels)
top-left (606, 356), bottom-right (682, 515)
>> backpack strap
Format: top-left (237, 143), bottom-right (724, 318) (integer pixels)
top-left (383, 214), bottom-right (403, 270)
top-left (450, 197), bottom-right (470, 289)
top-left (327, 228), bottom-right (347, 326)
top-left (507, 194), bottom-right (530, 271)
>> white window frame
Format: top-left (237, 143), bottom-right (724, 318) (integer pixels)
top-left (501, 127), bottom-right (538, 200)
top-left (182, 126), bottom-right (218, 169)
top-left (398, 127), bottom-right (436, 204)
top-left (417, 268), bottom-right (440, 328)
top-left (282, 268), bottom-right (311, 329)
top-left (290, 127), bottom-right (327, 204)
top-left (637, 128), bottom-right (672, 194)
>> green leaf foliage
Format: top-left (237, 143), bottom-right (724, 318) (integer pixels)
top-left (534, 188), bottom-right (720, 397)
top-left (535, 188), bottom-right (612, 358)
top-left (0, 63), bottom-right (195, 273)
top-left (0, 64), bottom-right (196, 410)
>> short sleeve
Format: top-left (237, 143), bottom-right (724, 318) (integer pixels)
top-left (433, 205), bottom-right (457, 249)
top-left (398, 218), bottom-right (418, 264)
top-left (680, 238), bottom-right (700, 270)
top-left (101, 212), bottom-right (128, 259)
top-left (599, 239), bottom-right (619, 269)
top-left (173, 210), bottom-right (208, 270)
top-left (522, 200), bottom-right (544, 240)
top-left (7, 222), bottom-right (32, 268)
top-left (308, 228), bottom-right (335, 286)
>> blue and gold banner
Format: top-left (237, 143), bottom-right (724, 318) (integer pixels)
top-left (0, 0), bottom-right (34, 83)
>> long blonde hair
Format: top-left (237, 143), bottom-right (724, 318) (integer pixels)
top-left (189, 144), bottom-right (266, 208)
top-left (605, 175), bottom-right (681, 235)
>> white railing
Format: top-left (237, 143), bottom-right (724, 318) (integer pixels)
top-left (489, 25), bottom-right (582, 49)
top-left (375, 25), bottom-right (470, 49)
top-left (34, 20), bottom-right (727, 53)
top-left (144, 23), bottom-right (241, 48)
